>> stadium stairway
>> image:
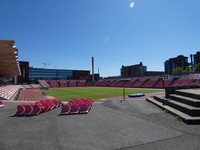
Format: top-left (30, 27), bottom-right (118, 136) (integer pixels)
top-left (146, 87), bottom-right (200, 124)
top-left (17, 89), bottom-right (50, 101)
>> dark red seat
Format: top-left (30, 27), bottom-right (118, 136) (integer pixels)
top-left (39, 100), bottom-right (49, 112)
top-left (30, 104), bottom-right (42, 116)
top-left (23, 104), bottom-right (34, 116)
top-left (79, 103), bottom-right (89, 114)
top-left (60, 104), bottom-right (70, 115)
top-left (70, 104), bottom-right (79, 114)
top-left (14, 105), bottom-right (25, 116)
top-left (0, 100), bottom-right (5, 108)
top-left (52, 99), bottom-right (59, 108)
top-left (45, 100), bottom-right (55, 110)
top-left (58, 99), bottom-right (63, 107)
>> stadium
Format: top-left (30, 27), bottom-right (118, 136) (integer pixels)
top-left (1, 39), bottom-right (200, 149)
top-left (1, 0), bottom-right (200, 148)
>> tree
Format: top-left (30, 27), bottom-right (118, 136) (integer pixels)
top-left (195, 63), bottom-right (200, 72)
top-left (173, 67), bottom-right (183, 74)
top-left (183, 66), bottom-right (191, 73)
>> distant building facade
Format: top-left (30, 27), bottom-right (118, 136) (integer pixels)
top-left (164, 55), bottom-right (189, 74)
top-left (18, 61), bottom-right (90, 83)
top-left (17, 61), bottom-right (29, 84)
top-left (121, 62), bottom-right (147, 77)
top-left (190, 51), bottom-right (200, 69)
top-left (144, 71), bottom-right (164, 76)
top-left (29, 68), bottom-right (90, 82)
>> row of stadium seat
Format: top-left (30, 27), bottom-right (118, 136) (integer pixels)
top-left (13, 98), bottom-right (93, 116)
top-left (38, 80), bottom-right (87, 88)
top-left (0, 85), bottom-right (24, 100)
top-left (36, 75), bottom-right (197, 89)
top-left (14, 99), bottom-right (63, 116)
top-left (91, 74), bottom-right (200, 88)
top-left (60, 98), bottom-right (93, 115)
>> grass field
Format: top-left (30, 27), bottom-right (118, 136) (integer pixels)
top-left (41, 87), bottom-right (161, 101)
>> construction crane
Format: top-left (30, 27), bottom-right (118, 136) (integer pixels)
top-left (41, 62), bottom-right (50, 68)
top-left (40, 62), bottom-right (50, 69)
top-left (32, 60), bottom-right (50, 68)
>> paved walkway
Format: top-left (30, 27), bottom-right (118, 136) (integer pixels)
top-left (1, 98), bottom-right (200, 150)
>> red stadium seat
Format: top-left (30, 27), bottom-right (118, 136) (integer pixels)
top-left (45, 100), bottom-right (55, 109)
top-left (39, 100), bottom-right (49, 112)
top-left (58, 99), bottom-right (63, 107)
top-left (79, 103), bottom-right (89, 114)
top-left (60, 104), bottom-right (70, 115)
top-left (69, 104), bottom-right (79, 114)
top-left (30, 104), bottom-right (42, 116)
top-left (14, 105), bottom-right (25, 116)
top-left (0, 100), bottom-right (5, 108)
top-left (52, 99), bottom-right (59, 108)
top-left (23, 104), bottom-right (34, 116)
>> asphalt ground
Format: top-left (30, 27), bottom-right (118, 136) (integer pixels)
top-left (0, 100), bottom-right (200, 150)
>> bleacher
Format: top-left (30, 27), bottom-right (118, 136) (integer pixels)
top-left (122, 77), bottom-right (138, 87)
top-left (142, 76), bottom-right (160, 88)
top-left (170, 74), bottom-right (191, 86)
top-left (107, 79), bottom-right (120, 87)
top-left (115, 79), bottom-right (129, 87)
top-left (0, 74), bottom-right (199, 102)
top-left (77, 80), bottom-right (86, 87)
top-left (98, 79), bottom-right (107, 86)
top-left (49, 80), bottom-right (59, 87)
top-left (88, 74), bottom-right (198, 89)
top-left (132, 76), bottom-right (147, 88)
top-left (85, 81), bottom-right (93, 86)
top-left (69, 80), bottom-right (77, 87)
top-left (154, 75), bottom-right (174, 88)
top-left (0, 85), bottom-right (24, 100)
top-left (60, 80), bottom-right (67, 87)
top-left (22, 84), bottom-right (33, 89)
top-left (37, 80), bottom-right (51, 88)
top-left (30, 84), bottom-right (42, 89)
top-left (93, 79), bottom-right (105, 86)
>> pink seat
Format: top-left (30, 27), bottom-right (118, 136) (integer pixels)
top-left (70, 104), bottom-right (79, 114)
top-left (0, 100), bottom-right (5, 108)
top-left (52, 99), bottom-right (59, 108)
top-left (23, 104), bottom-right (34, 116)
top-left (58, 99), bottom-right (63, 107)
top-left (60, 104), bottom-right (70, 115)
top-left (39, 100), bottom-right (49, 112)
top-left (45, 100), bottom-right (55, 110)
top-left (35, 102), bottom-right (45, 112)
top-left (14, 105), bottom-right (25, 116)
top-left (79, 103), bottom-right (89, 114)
top-left (30, 104), bottom-right (42, 116)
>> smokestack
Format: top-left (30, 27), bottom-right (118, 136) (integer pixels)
top-left (92, 57), bottom-right (94, 82)
top-left (190, 54), bottom-right (193, 69)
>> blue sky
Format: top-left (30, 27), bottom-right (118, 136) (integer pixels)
top-left (1, 0), bottom-right (200, 77)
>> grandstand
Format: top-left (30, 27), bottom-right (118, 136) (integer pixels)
top-left (1, 39), bottom-right (200, 102)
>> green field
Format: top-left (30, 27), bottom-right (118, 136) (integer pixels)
top-left (41, 87), bottom-right (161, 101)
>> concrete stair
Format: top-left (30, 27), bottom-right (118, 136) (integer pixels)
top-left (146, 89), bottom-right (200, 124)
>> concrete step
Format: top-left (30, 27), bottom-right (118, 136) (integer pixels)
top-left (174, 89), bottom-right (200, 100)
top-left (154, 96), bottom-right (200, 117)
top-left (146, 98), bottom-right (200, 124)
top-left (166, 100), bottom-right (200, 117)
top-left (169, 94), bottom-right (200, 107)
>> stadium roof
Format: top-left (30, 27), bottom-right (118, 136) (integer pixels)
top-left (0, 40), bottom-right (21, 77)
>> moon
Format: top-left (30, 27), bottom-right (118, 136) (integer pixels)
top-left (130, 2), bottom-right (134, 8)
